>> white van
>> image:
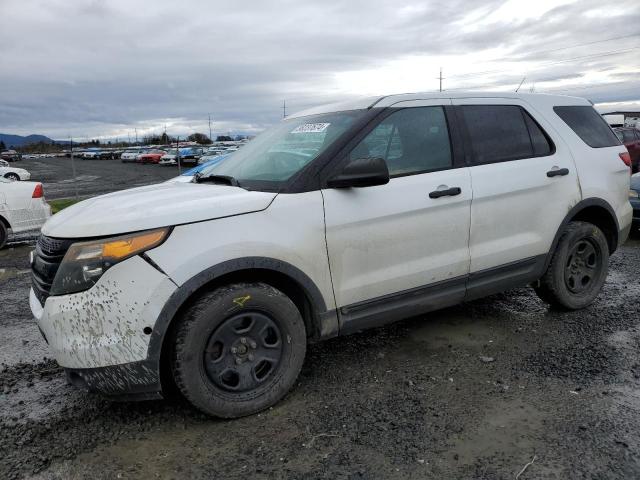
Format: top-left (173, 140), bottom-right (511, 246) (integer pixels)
top-left (30, 92), bottom-right (632, 417)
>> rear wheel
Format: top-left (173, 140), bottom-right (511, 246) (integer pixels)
top-left (171, 282), bottom-right (307, 418)
top-left (534, 221), bottom-right (609, 310)
top-left (4, 173), bottom-right (19, 181)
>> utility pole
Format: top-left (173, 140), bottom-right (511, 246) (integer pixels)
top-left (176, 135), bottom-right (181, 174)
top-left (437, 67), bottom-right (444, 92)
top-left (283, 99), bottom-right (286, 119)
top-left (135, 128), bottom-right (138, 145)
top-left (70, 136), bottom-right (78, 200)
top-left (127, 132), bottom-right (131, 145)
top-left (208, 114), bottom-right (213, 143)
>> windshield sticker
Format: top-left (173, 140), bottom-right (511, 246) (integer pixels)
top-left (291, 123), bottom-right (330, 134)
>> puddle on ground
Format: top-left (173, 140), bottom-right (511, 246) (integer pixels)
top-left (447, 399), bottom-right (543, 468)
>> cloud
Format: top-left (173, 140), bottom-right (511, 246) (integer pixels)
top-left (0, 0), bottom-right (638, 139)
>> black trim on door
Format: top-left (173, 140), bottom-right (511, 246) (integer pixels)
top-left (338, 254), bottom-right (548, 335)
top-left (339, 275), bottom-right (467, 335)
top-left (465, 255), bottom-right (547, 302)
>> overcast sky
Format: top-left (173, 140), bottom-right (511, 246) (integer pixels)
top-left (0, 0), bottom-right (638, 140)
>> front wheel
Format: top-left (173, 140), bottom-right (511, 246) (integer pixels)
top-left (171, 282), bottom-right (307, 418)
top-left (4, 173), bottom-right (19, 181)
top-left (534, 221), bottom-right (609, 310)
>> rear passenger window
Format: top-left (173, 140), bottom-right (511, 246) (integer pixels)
top-left (350, 107), bottom-right (452, 176)
top-left (460, 105), bottom-right (553, 164)
top-left (554, 106), bottom-right (620, 148)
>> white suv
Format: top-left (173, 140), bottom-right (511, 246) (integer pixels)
top-left (30, 92), bottom-right (632, 417)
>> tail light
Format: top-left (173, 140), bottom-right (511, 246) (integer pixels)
top-left (32, 183), bottom-right (44, 198)
top-left (619, 152), bottom-right (632, 171)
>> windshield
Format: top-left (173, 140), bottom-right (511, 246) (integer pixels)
top-left (198, 110), bottom-right (365, 188)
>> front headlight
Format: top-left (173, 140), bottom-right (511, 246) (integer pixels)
top-left (50, 228), bottom-right (169, 296)
top-left (630, 190), bottom-right (639, 199)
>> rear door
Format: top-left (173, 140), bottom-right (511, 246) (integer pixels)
top-left (452, 99), bottom-right (581, 294)
top-left (322, 101), bottom-right (473, 332)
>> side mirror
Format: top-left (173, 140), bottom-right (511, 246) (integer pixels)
top-left (327, 157), bottom-right (390, 188)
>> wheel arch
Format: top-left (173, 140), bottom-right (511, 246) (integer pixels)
top-left (148, 257), bottom-right (338, 394)
top-left (0, 214), bottom-right (10, 230)
top-left (546, 198), bottom-right (620, 270)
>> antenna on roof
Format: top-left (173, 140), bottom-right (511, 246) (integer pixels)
top-left (515, 76), bottom-right (526, 92)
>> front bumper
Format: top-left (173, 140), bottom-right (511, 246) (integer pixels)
top-left (64, 360), bottom-right (163, 400)
top-left (30, 255), bottom-right (177, 397)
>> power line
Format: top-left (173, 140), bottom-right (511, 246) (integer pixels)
top-left (447, 46), bottom-right (640, 82)
top-left (513, 32), bottom-right (640, 59)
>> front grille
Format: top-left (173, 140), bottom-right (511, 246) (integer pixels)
top-left (31, 235), bottom-right (76, 306)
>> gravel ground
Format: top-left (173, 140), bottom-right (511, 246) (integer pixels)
top-left (1, 234), bottom-right (640, 479)
top-left (13, 157), bottom-right (181, 200)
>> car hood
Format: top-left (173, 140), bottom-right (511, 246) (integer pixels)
top-left (42, 182), bottom-right (277, 238)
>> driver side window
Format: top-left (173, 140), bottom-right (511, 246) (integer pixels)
top-left (350, 106), bottom-right (452, 176)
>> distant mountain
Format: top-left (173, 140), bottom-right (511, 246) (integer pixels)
top-left (0, 133), bottom-right (55, 148)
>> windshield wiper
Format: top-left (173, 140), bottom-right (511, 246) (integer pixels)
top-left (194, 172), bottom-right (240, 187)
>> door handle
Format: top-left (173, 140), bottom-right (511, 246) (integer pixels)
top-left (546, 167), bottom-right (569, 178)
top-left (429, 186), bottom-right (462, 199)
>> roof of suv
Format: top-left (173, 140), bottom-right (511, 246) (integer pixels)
top-left (288, 92), bottom-right (591, 119)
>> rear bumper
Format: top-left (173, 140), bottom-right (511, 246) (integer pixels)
top-left (7, 201), bottom-right (51, 234)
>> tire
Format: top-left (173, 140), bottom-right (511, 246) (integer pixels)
top-left (534, 221), bottom-right (609, 310)
top-left (4, 173), bottom-right (19, 181)
top-left (0, 222), bottom-right (7, 249)
top-left (171, 282), bottom-right (307, 418)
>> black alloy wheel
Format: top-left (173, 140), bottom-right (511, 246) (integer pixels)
top-left (564, 237), bottom-right (602, 294)
top-left (204, 312), bottom-right (283, 392)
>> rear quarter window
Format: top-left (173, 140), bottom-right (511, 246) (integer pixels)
top-left (554, 106), bottom-right (620, 148)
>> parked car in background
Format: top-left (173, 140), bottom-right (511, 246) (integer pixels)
top-left (0, 159), bottom-right (31, 181)
top-left (30, 92), bottom-right (632, 418)
top-left (121, 149), bottom-right (148, 163)
top-left (631, 173), bottom-right (640, 235)
top-left (197, 151), bottom-right (227, 165)
top-left (1, 150), bottom-right (21, 162)
top-left (138, 150), bottom-right (168, 164)
top-left (0, 178), bottom-right (50, 248)
top-left (167, 154), bottom-right (230, 182)
top-left (177, 147), bottom-right (204, 165)
top-left (81, 150), bottom-right (102, 159)
top-left (614, 128), bottom-right (640, 173)
top-left (98, 150), bottom-right (118, 160)
top-left (158, 153), bottom-right (177, 166)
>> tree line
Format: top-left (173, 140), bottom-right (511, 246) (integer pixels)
top-left (4, 132), bottom-right (248, 153)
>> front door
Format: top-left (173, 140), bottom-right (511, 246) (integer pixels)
top-left (322, 101), bottom-right (472, 333)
